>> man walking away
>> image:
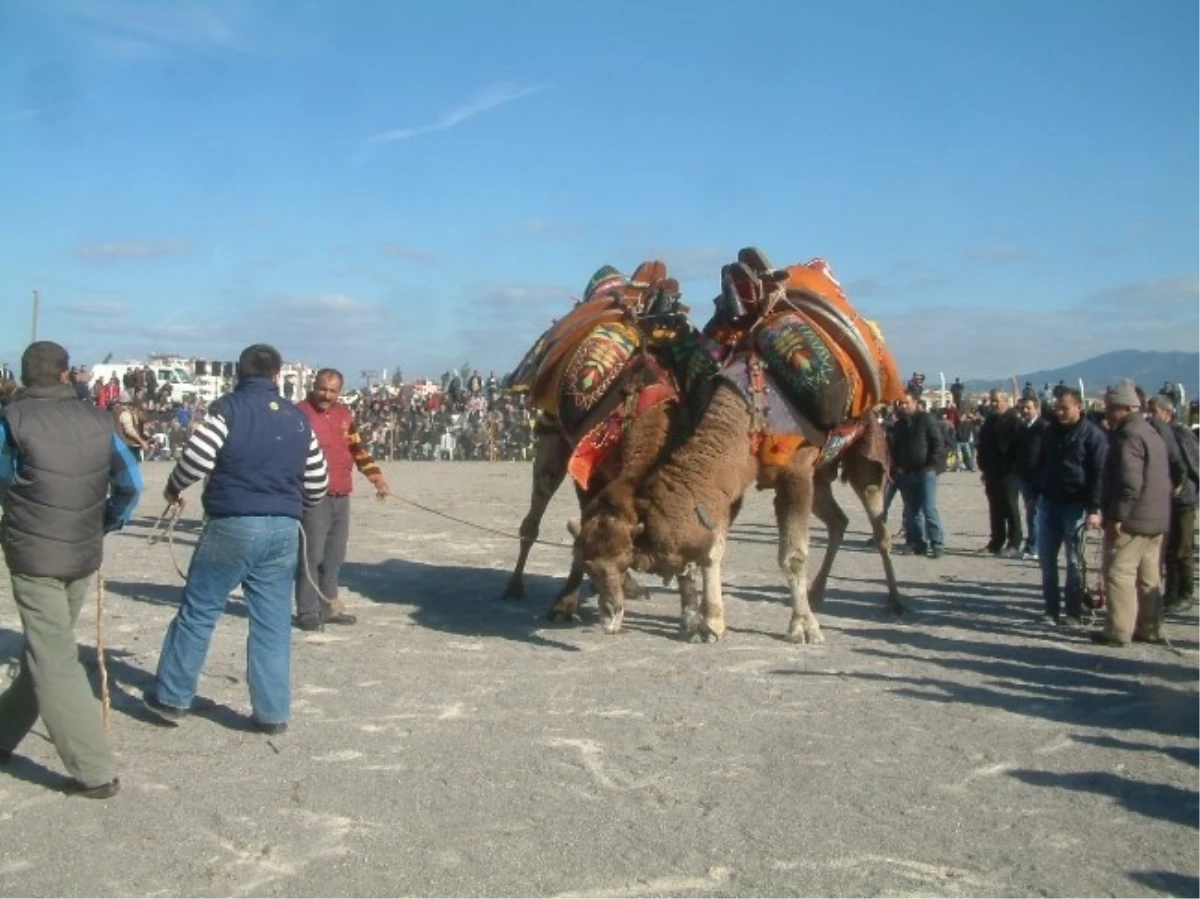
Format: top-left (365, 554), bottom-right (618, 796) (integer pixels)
top-left (888, 392), bottom-right (946, 558)
top-left (0, 341), bottom-right (142, 798)
top-left (294, 368), bottom-right (390, 632)
top-left (954, 411), bottom-right (976, 472)
top-left (1092, 380), bottom-right (1172, 646)
top-left (1034, 387), bottom-right (1106, 624)
top-left (977, 389), bottom-right (1023, 556)
top-left (145, 345), bottom-right (327, 733)
top-left (1149, 395), bottom-right (1198, 613)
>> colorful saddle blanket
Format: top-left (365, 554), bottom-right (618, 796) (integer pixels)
top-left (717, 351), bottom-right (865, 471)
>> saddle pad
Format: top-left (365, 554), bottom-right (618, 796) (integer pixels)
top-left (752, 312), bottom-right (856, 431)
top-left (556, 321), bottom-right (643, 433)
top-left (783, 260), bottom-right (905, 409)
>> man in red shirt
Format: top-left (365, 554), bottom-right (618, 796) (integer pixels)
top-left (294, 369), bottom-right (390, 631)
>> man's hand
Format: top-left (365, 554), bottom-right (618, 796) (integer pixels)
top-left (1085, 512), bottom-right (1102, 531)
top-left (1105, 520), bottom-right (1123, 539)
top-left (163, 487), bottom-right (185, 512)
top-left (371, 476), bottom-right (391, 501)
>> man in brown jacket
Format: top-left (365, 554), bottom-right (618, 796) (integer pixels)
top-left (1093, 379), bottom-right (1173, 646)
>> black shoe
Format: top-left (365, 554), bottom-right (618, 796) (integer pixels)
top-left (143, 692), bottom-right (189, 725)
top-left (322, 612), bottom-right (357, 626)
top-left (927, 547), bottom-right (944, 559)
top-left (293, 616), bottom-right (324, 632)
top-left (255, 721), bottom-right (288, 736)
top-left (1165, 596), bottom-right (1195, 615)
top-left (0, 749), bottom-right (12, 765)
top-left (69, 777), bottom-right (120, 799)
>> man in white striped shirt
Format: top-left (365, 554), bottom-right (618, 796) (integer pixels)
top-left (144, 344), bottom-right (328, 735)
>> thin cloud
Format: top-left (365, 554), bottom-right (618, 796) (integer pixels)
top-left (63, 300), bottom-right (129, 316)
top-left (355, 82), bottom-right (552, 163)
top-left (75, 239), bottom-right (193, 262)
top-left (1081, 276), bottom-right (1199, 309)
top-left (379, 242), bottom-right (439, 264)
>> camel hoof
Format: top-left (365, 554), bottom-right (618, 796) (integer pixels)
top-left (887, 596), bottom-right (907, 616)
top-left (679, 610), bottom-right (702, 638)
top-left (787, 617), bottom-right (825, 645)
top-left (501, 585), bottom-right (524, 602)
top-left (701, 619), bottom-right (726, 643)
top-left (546, 608), bottom-right (582, 624)
top-left (547, 597), bottom-right (580, 622)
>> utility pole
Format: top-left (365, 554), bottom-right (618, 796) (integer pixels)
top-left (30, 289), bottom-right (40, 343)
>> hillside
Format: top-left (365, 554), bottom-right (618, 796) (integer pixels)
top-left (962, 350), bottom-right (1199, 398)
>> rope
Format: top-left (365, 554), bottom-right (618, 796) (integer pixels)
top-left (95, 569), bottom-right (111, 732)
top-left (146, 502), bottom-right (423, 604)
top-left (386, 493), bottom-right (573, 551)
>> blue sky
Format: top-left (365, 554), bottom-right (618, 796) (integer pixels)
top-left (1, 0), bottom-right (1196, 385)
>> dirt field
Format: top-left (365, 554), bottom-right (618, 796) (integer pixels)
top-left (0, 461), bottom-right (1196, 898)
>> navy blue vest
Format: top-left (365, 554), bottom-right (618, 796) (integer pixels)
top-left (202, 378), bottom-right (313, 520)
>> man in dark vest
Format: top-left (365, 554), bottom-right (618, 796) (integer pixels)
top-left (144, 345), bottom-right (328, 734)
top-left (0, 341), bottom-right (142, 798)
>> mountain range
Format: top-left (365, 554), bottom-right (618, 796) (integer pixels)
top-left (960, 350), bottom-right (1199, 399)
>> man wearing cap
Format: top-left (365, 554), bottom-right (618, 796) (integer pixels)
top-left (1148, 394), bottom-right (1198, 613)
top-left (111, 392), bottom-right (150, 461)
top-left (1093, 379), bottom-right (1173, 646)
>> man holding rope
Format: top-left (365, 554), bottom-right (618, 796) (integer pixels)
top-left (293, 368), bottom-right (390, 632)
top-left (0, 341), bottom-right (142, 798)
top-left (144, 345), bottom-right (328, 734)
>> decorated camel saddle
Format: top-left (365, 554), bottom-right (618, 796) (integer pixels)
top-left (504, 261), bottom-right (694, 489)
top-left (707, 247), bottom-right (905, 469)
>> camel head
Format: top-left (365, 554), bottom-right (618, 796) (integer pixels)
top-left (567, 479), bottom-right (644, 633)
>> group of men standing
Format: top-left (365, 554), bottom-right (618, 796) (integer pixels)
top-left (0, 341), bottom-right (386, 797)
top-left (978, 380), bottom-right (1196, 645)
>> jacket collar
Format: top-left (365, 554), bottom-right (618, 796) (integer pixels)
top-left (235, 376), bottom-right (280, 394)
top-left (19, 383), bottom-right (77, 402)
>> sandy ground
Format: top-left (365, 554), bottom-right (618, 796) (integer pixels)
top-left (0, 461), bottom-right (1196, 898)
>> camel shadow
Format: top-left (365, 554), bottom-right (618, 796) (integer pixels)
top-left (339, 558), bottom-right (587, 651)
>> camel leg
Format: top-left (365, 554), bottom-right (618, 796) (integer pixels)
top-left (775, 466), bottom-right (824, 644)
top-left (808, 468), bottom-right (848, 611)
top-left (503, 431), bottom-right (571, 602)
top-left (844, 453), bottom-right (905, 615)
top-left (677, 563), bottom-right (701, 639)
top-left (698, 532), bottom-right (728, 643)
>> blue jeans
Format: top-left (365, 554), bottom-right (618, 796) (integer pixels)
top-left (956, 441), bottom-right (976, 472)
top-left (1036, 500), bottom-right (1085, 618)
top-left (1019, 480), bottom-right (1039, 553)
top-left (898, 470), bottom-right (944, 551)
top-left (155, 516), bottom-right (300, 725)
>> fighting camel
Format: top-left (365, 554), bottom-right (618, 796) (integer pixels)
top-left (571, 249), bottom-right (908, 642)
top-left (500, 261), bottom-right (697, 620)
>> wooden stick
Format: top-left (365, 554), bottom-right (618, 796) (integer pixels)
top-left (96, 570), bottom-right (111, 733)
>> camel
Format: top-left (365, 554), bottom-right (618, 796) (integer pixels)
top-left (570, 250), bottom-right (907, 643)
top-left (500, 262), bottom-right (697, 620)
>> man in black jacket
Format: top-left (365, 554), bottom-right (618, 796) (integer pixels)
top-left (1014, 396), bottom-right (1048, 560)
top-left (1149, 395), bottom-right (1199, 612)
top-left (1034, 387), bottom-right (1107, 623)
top-left (888, 391), bottom-right (945, 558)
top-left (977, 389), bottom-right (1024, 556)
